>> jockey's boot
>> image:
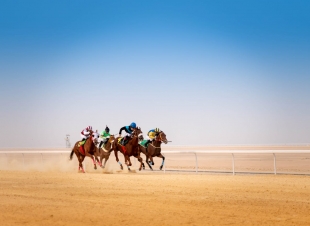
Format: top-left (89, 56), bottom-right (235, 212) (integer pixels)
top-left (99, 141), bottom-right (103, 148)
top-left (121, 137), bottom-right (127, 146)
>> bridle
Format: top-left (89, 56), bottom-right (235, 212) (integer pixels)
top-left (155, 131), bottom-right (167, 144)
top-left (132, 128), bottom-right (143, 138)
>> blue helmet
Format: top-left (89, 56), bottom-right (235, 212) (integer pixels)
top-left (130, 122), bottom-right (136, 128)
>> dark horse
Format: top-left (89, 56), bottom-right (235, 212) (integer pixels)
top-left (94, 135), bottom-right (116, 169)
top-left (113, 127), bottom-right (145, 171)
top-left (139, 131), bottom-right (168, 170)
top-left (69, 131), bottom-right (101, 173)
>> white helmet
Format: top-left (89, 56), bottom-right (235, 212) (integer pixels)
top-left (87, 126), bottom-right (92, 131)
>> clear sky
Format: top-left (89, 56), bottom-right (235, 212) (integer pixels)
top-left (0, 0), bottom-right (309, 148)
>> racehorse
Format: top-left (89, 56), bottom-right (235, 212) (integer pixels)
top-left (69, 130), bottom-right (101, 173)
top-left (113, 127), bottom-right (145, 171)
top-left (139, 131), bottom-right (168, 170)
top-left (95, 135), bottom-right (116, 169)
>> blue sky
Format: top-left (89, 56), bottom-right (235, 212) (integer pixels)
top-left (0, 0), bottom-right (310, 147)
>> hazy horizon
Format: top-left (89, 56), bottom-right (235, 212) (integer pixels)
top-left (1, 1), bottom-right (310, 148)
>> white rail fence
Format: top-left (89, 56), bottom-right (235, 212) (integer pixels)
top-left (0, 149), bottom-right (310, 175)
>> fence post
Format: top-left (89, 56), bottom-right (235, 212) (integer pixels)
top-left (273, 153), bottom-right (277, 175)
top-left (41, 153), bottom-right (43, 163)
top-left (194, 153), bottom-right (198, 174)
top-left (232, 153), bottom-right (235, 175)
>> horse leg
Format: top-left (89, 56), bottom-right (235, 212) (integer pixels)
top-left (85, 152), bottom-right (97, 170)
top-left (145, 155), bottom-right (153, 170)
top-left (158, 154), bottom-right (165, 170)
top-left (100, 154), bottom-right (104, 168)
top-left (79, 155), bottom-right (86, 173)
top-left (103, 157), bottom-right (108, 168)
top-left (141, 158), bottom-right (145, 170)
top-left (73, 150), bottom-right (81, 172)
top-left (114, 149), bottom-right (123, 170)
top-left (137, 156), bottom-right (144, 171)
top-left (124, 155), bottom-right (131, 171)
top-left (127, 156), bottom-right (132, 166)
top-left (95, 155), bottom-right (102, 167)
top-left (139, 147), bottom-right (145, 170)
top-left (150, 156), bottom-right (155, 165)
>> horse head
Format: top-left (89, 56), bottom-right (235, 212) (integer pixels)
top-left (157, 131), bottom-right (168, 144)
top-left (91, 130), bottom-right (99, 145)
top-left (133, 127), bottom-right (143, 139)
top-left (108, 135), bottom-right (116, 144)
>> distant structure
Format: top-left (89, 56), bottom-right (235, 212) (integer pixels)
top-left (65, 134), bottom-right (71, 148)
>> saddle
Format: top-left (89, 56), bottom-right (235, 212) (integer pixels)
top-left (78, 140), bottom-right (86, 147)
top-left (139, 140), bottom-right (149, 148)
top-left (117, 137), bottom-right (130, 146)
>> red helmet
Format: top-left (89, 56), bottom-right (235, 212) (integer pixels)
top-left (87, 126), bottom-right (92, 131)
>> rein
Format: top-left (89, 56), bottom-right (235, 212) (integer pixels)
top-left (150, 134), bottom-right (163, 149)
top-left (149, 143), bottom-right (161, 149)
top-left (157, 132), bottom-right (166, 143)
top-left (101, 146), bottom-right (109, 152)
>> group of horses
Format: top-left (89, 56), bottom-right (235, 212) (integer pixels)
top-left (69, 127), bottom-right (168, 173)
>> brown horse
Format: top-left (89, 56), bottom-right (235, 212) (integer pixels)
top-left (113, 127), bottom-right (145, 171)
top-left (69, 131), bottom-right (101, 173)
top-left (95, 135), bottom-right (116, 169)
top-left (139, 131), bottom-right (168, 170)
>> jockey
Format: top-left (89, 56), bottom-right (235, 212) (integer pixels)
top-left (81, 126), bottom-right (93, 141)
top-left (145, 128), bottom-right (161, 147)
top-left (118, 122), bottom-right (136, 145)
top-left (99, 126), bottom-right (111, 148)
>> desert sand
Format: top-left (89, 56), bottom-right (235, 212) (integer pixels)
top-left (0, 146), bottom-right (310, 225)
top-left (0, 170), bottom-right (310, 226)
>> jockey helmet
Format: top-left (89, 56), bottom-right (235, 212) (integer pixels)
top-left (105, 126), bottom-right (110, 133)
top-left (87, 126), bottom-right (92, 131)
top-left (155, 128), bottom-right (160, 133)
top-left (130, 122), bottom-right (136, 128)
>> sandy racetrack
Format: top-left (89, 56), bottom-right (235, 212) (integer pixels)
top-left (1, 170), bottom-right (310, 226)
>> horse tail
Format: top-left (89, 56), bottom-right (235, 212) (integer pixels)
top-left (69, 149), bottom-right (74, 160)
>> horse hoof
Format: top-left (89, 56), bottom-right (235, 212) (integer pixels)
top-left (101, 166), bottom-right (105, 169)
top-left (160, 166), bottom-right (163, 170)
